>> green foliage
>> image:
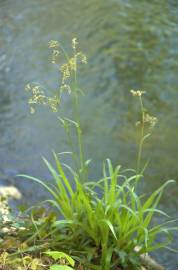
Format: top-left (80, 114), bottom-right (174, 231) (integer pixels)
top-left (44, 251), bottom-right (75, 270)
top-left (44, 251), bottom-right (75, 267)
top-left (20, 156), bottom-right (177, 270)
top-left (50, 266), bottom-right (74, 270)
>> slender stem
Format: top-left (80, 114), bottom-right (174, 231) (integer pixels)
top-left (59, 44), bottom-right (70, 63)
top-left (72, 49), bottom-right (85, 182)
top-left (136, 95), bottom-right (145, 175)
top-left (65, 124), bottom-right (79, 172)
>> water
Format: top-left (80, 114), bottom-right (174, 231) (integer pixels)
top-left (0, 0), bottom-right (178, 268)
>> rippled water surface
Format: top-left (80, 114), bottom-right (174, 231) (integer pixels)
top-left (0, 0), bottom-right (178, 268)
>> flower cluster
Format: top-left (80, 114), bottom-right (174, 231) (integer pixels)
top-left (25, 84), bottom-right (60, 113)
top-left (25, 38), bottom-right (87, 114)
top-left (48, 40), bottom-right (59, 48)
top-left (136, 113), bottom-right (158, 129)
top-left (60, 63), bottom-right (70, 84)
top-left (131, 89), bottom-right (158, 129)
top-left (48, 40), bottom-right (60, 64)
top-left (72, 37), bottom-right (78, 50)
top-left (143, 113), bottom-right (158, 129)
top-left (130, 89), bottom-right (145, 97)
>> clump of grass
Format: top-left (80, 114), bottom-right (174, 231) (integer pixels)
top-left (20, 156), bottom-right (176, 269)
top-left (18, 38), bottom-right (178, 270)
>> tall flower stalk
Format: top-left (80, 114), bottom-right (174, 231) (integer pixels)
top-left (71, 38), bottom-right (86, 182)
top-left (25, 38), bottom-right (87, 182)
top-left (130, 90), bottom-right (157, 178)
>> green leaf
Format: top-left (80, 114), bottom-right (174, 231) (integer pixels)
top-left (44, 251), bottom-right (74, 266)
top-left (18, 174), bottom-right (59, 202)
top-left (102, 219), bottom-right (117, 240)
top-left (117, 250), bottom-right (127, 265)
top-left (50, 265), bottom-right (74, 270)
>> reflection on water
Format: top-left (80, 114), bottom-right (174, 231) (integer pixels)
top-left (0, 0), bottom-right (178, 268)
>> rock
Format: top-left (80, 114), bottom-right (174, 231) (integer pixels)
top-left (0, 186), bottom-right (22, 200)
top-left (140, 254), bottom-right (165, 270)
top-left (134, 246), bottom-right (165, 270)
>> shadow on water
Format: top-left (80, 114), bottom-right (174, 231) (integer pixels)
top-left (0, 0), bottom-right (178, 268)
